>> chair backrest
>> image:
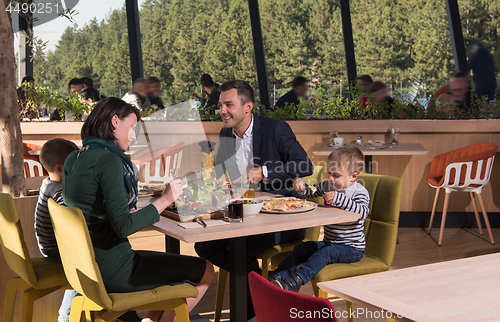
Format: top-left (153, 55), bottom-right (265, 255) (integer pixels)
top-left (357, 173), bottom-right (403, 268)
top-left (48, 199), bottom-right (113, 310)
top-left (0, 193), bottom-right (38, 287)
top-left (24, 159), bottom-right (44, 177)
top-left (136, 143), bottom-right (185, 184)
top-left (302, 165), bottom-right (327, 206)
top-left (249, 271), bottom-right (338, 322)
top-left (426, 143), bottom-right (498, 188)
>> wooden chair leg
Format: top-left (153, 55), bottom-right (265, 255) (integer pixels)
top-left (476, 193), bottom-right (495, 245)
top-left (470, 192), bottom-right (483, 235)
top-left (261, 258), bottom-right (270, 278)
top-left (21, 287), bottom-right (58, 322)
top-left (438, 192), bottom-right (450, 246)
top-left (214, 269), bottom-right (228, 322)
top-left (386, 318), bottom-right (396, 322)
top-left (69, 296), bottom-right (85, 322)
top-left (3, 278), bottom-right (20, 322)
top-left (346, 301), bottom-right (355, 322)
top-left (173, 299), bottom-right (190, 322)
top-left (428, 188), bottom-right (440, 234)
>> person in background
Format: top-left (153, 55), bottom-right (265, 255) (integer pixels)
top-left (50, 78), bottom-right (84, 121)
top-left (367, 81), bottom-right (395, 115)
top-left (192, 74), bottom-right (221, 113)
top-left (35, 138), bottom-right (80, 322)
top-left (122, 78), bottom-right (151, 113)
top-left (80, 76), bottom-right (93, 88)
top-left (81, 87), bottom-right (101, 121)
top-left (468, 43), bottom-right (497, 100)
top-left (436, 78), bottom-right (473, 115)
top-left (147, 76), bottom-right (165, 110)
top-left (269, 146), bottom-right (369, 292)
top-left (430, 72), bottom-right (470, 111)
top-left (17, 75), bottom-right (37, 119)
top-left (357, 74), bottom-right (373, 97)
top-left (274, 76), bottom-right (309, 109)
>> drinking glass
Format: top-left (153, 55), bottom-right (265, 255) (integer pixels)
top-left (356, 136), bottom-right (363, 147)
top-left (228, 200), bottom-right (244, 222)
top-left (391, 127), bottom-right (400, 145)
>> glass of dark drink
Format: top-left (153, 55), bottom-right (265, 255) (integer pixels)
top-left (228, 200), bottom-right (244, 222)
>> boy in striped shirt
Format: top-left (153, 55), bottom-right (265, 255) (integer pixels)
top-left (36, 138), bottom-right (79, 322)
top-left (269, 146), bottom-right (369, 292)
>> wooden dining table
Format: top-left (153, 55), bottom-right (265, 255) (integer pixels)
top-left (137, 193), bottom-right (359, 322)
top-left (317, 253), bottom-right (500, 322)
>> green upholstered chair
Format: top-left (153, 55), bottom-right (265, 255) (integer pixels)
top-left (213, 166), bottom-right (325, 322)
top-left (48, 199), bottom-right (198, 322)
top-left (271, 173), bottom-right (403, 322)
top-left (0, 193), bottom-right (70, 322)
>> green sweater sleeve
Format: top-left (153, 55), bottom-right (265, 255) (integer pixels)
top-left (97, 153), bottom-right (159, 238)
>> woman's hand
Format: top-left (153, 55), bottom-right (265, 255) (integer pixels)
top-left (163, 179), bottom-right (183, 204)
top-left (152, 179), bottom-right (184, 214)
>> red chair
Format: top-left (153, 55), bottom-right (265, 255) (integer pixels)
top-left (248, 271), bottom-right (338, 322)
top-left (426, 143), bottom-right (497, 245)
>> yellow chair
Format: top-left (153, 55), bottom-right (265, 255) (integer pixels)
top-left (0, 193), bottom-right (70, 322)
top-left (213, 166), bottom-right (325, 322)
top-left (47, 199), bottom-right (198, 322)
top-left (271, 173), bottom-right (403, 322)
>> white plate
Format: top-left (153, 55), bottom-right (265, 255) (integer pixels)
top-left (368, 140), bottom-right (385, 147)
top-left (261, 202), bottom-right (318, 214)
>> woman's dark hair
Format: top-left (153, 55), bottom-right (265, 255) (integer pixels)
top-left (369, 81), bottom-right (387, 93)
top-left (81, 97), bottom-right (140, 140)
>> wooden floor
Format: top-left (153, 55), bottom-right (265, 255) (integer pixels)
top-left (129, 226), bottom-right (500, 322)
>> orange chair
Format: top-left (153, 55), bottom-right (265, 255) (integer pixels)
top-left (248, 271), bottom-right (338, 322)
top-left (426, 143), bottom-right (497, 245)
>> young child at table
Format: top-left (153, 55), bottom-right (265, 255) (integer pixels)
top-left (268, 146), bottom-right (370, 292)
top-left (35, 138), bottom-right (79, 322)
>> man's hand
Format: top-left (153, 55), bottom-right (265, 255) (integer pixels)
top-left (324, 191), bottom-right (336, 205)
top-left (235, 167), bottom-right (263, 184)
top-left (293, 178), bottom-right (305, 192)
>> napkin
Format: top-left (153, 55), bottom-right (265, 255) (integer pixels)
top-left (177, 221), bottom-right (230, 229)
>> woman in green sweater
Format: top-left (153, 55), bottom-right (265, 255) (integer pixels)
top-left (63, 97), bottom-right (213, 322)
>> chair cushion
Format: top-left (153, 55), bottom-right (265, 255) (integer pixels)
top-left (31, 257), bottom-right (69, 289)
top-left (108, 283), bottom-right (198, 312)
top-left (311, 256), bottom-right (389, 284)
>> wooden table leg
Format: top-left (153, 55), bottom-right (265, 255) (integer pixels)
top-left (165, 235), bottom-right (180, 254)
top-left (229, 237), bottom-right (247, 322)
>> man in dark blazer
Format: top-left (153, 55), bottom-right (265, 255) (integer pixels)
top-left (195, 80), bottom-right (313, 319)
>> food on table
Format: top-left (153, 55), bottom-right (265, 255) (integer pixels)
top-left (262, 197), bottom-right (313, 212)
top-left (138, 184), bottom-right (165, 196)
top-left (242, 199), bottom-right (256, 205)
top-left (367, 140), bottom-right (374, 144)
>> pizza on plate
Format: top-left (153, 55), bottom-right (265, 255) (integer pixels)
top-left (262, 197), bottom-right (313, 212)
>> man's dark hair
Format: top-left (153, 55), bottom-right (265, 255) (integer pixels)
top-left (219, 80), bottom-right (255, 104)
top-left (80, 76), bottom-right (93, 87)
top-left (147, 76), bottom-right (161, 85)
top-left (200, 74), bottom-right (215, 88)
top-left (68, 78), bottom-right (84, 93)
top-left (82, 87), bottom-right (100, 102)
top-left (81, 97), bottom-right (141, 141)
top-left (39, 138), bottom-right (78, 172)
top-left (455, 71), bottom-right (468, 79)
top-left (292, 76), bottom-right (308, 88)
top-left (21, 75), bottom-right (34, 85)
top-left (357, 75), bottom-right (373, 84)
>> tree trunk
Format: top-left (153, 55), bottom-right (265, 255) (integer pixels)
top-left (0, 1), bottom-right (26, 196)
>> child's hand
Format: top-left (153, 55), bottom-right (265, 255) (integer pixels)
top-left (324, 191), bottom-right (336, 205)
top-left (293, 178), bottom-right (305, 192)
